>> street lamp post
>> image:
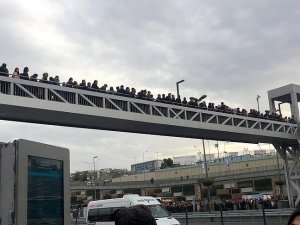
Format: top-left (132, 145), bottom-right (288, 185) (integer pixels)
top-left (202, 139), bottom-right (212, 212)
top-left (215, 142), bottom-right (220, 162)
top-left (194, 146), bottom-right (201, 162)
top-left (155, 152), bottom-right (159, 161)
top-left (93, 156), bottom-right (98, 200)
top-left (84, 162), bottom-right (91, 182)
top-left (224, 151), bottom-right (233, 198)
top-left (143, 151), bottom-right (148, 181)
top-left (256, 95), bottom-right (261, 112)
top-left (176, 79), bottom-right (185, 98)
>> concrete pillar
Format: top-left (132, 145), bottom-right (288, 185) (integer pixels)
top-left (290, 92), bottom-right (300, 122)
top-left (283, 149), bottom-right (294, 208)
top-left (269, 97), bottom-right (276, 114)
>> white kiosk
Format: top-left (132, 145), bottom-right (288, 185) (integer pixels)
top-left (0, 139), bottom-right (70, 225)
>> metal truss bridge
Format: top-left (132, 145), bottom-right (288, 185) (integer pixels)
top-left (0, 76), bottom-right (300, 207)
top-left (0, 76), bottom-right (298, 144)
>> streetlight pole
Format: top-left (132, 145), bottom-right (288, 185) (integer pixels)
top-left (202, 139), bottom-right (212, 212)
top-left (93, 156), bottom-right (98, 200)
top-left (224, 151), bottom-right (233, 198)
top-left (276, 151), bottom-right (283, 195)
top-left (176, 79), bottom-right (185, 98)
top-left (143, 151), bottom-right (148, 181)
top-left (84, 162), bottom-right (91, 182)
top-left (215, 142), bottom-right (220, 163)
top-left (256, 95), bottom-right (261, 112)
top-left (155, 152), bottom-right (159, 161)
top-left (194, 146), bottom-right (201, 162)
top-left (215, 142), bottom-right (221, 175)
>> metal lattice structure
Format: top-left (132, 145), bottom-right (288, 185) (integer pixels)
top-left (0, 76), bottom-right (298, 144)
top-left (1, 77), bottom-right (300, 207)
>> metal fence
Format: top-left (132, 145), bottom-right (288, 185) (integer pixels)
top-left (175, 208), bottom-right (292, 225)
top-left (71, 208), bottom-right (293, 225)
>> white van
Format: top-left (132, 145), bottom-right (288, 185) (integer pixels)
top-left (86, 194), bottom-right (180, 225)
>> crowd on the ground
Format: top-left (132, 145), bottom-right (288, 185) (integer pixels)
top-left (214, 198), bottom-right (278, 211)
top-left (164, 201), bottom-right (194, 213)
top-left (162, 198), bottom-right (278, 213)
top-left (0, 63), bottom-right (297, 124)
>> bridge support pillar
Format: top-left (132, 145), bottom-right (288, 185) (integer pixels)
top-left (268, 83), bottom-right (300, 122)
top-left (274, 144), bottom-right (300, 207)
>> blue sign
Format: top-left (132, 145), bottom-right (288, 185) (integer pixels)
top-left (27, 156), bottom-right (64, 225)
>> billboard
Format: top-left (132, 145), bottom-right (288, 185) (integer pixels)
top-left (27, 156), bottom-right (64, 225)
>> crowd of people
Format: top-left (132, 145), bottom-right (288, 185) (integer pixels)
top-left (164, 201), bottom-right (194, 213)
top-left (162, 198), bottom-right (278, 213)
top-left (214, 198), bottom-right (278, 211)
top-left (0, 63), bottom-right (297, 124)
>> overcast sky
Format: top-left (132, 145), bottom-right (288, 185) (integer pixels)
top-left (0, 0), bottom-right (299, 172)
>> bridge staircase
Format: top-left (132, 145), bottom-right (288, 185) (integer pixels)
top-left (268, 84), bottom-right (300, 207)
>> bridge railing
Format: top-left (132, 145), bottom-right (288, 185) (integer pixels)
top-left (0, 75), bottom-right (298, 136)
top-left (71, 164), bottom-right (285, 188)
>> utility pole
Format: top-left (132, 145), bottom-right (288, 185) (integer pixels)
top-left (215, 142), bottom-right (220, 162)
top-left (93, 156), bottom-right (98, 200)
top-left (176, 79), bottom-right (185, 98)
top-left (256, 95), bottom-right (261, 112)
top-left (202, 139), bottom-right (212, 212)
top-left (143, 151), bottom-right (148, 181)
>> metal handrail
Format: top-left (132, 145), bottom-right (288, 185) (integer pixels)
top-left (173, 208), bottom-right (294, 218)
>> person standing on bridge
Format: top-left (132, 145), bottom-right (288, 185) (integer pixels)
top-left (92, 80), bottom-right (99, 91)
top-left (12, 67), bottom-right (20, 79)
top-left (40, 72), bottom-right (49, 83)
top-left (0, 63), bottom-right (9, 94)
top-left (0, 63), bottom-right (9, 76)
top-left (20, 67), bottom-right (29, 80)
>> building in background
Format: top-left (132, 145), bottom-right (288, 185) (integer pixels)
top-left (254, 149), bottom-right (267, 156)
top-left (173, 155), bottom-right (198, 165)
top-left (228, 152), bottom-right (239, 157)
top-left (131, 160), bottom-right (162, 173)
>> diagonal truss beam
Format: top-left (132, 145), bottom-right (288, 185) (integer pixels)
top-left (105, 98), bottom-right (122, 111)
top-left (80, 94), bottom-right (96, 107)
top-left (130, 102), bottom-right (146, 114)
top-left (15, 84), bottom-right (37, 98)
top-left (49, 89), bottom-right (68, 103)
top-left (169, 108), bottom-right (184, 119)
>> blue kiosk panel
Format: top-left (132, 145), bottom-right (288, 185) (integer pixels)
top-left (27, 156), bottom-right (64, 225)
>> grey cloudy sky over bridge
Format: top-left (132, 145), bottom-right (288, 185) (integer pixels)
top-left (0, 0), bottom-right (299, 171)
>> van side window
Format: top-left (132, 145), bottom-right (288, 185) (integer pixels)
top-left (87, 208), bottom-right (98, 222)
top-left (98, 208), bottom-right (111, 221)
top-left (88, 207), bottom-right (123, 222)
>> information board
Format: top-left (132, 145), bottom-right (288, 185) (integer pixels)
top-left (27, 155), bottom-right (64, 225)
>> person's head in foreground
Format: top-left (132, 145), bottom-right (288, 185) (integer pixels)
top-left (288, 209), bottom-right (300, 225)
top-left (115, 205), bottom-right (157, 225)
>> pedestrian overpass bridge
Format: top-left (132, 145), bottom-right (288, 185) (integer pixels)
top-left (0, 76), bottom-right (298, 144)
top-left (0, 76), bottom-right (300, 207)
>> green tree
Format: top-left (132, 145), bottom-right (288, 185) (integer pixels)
top-left (71, 171), bottom-right (89, 181)
top-left (160, 158), bottom-right (174, 169)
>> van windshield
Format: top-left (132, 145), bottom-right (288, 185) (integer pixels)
top-left (148, 205), bottom-right (170, 218)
